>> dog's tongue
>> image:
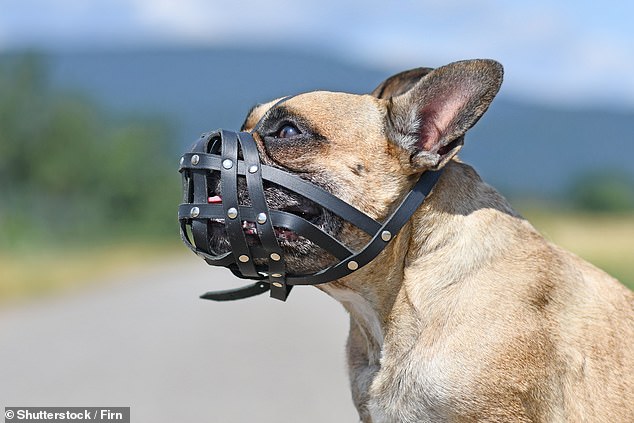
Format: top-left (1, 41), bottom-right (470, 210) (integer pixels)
top-left (208, 195), bottom-right (222, 204)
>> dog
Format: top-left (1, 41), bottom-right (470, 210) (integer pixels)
top-left (234, 59), bottom-right (634, 422)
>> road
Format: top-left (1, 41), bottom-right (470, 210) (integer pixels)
top-left (0, 254), bottom-right (359, 422)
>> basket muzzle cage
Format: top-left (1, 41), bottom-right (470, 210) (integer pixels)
top-left (179, 129), bottom-right (443, 302)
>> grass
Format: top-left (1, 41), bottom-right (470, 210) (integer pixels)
top-left (0, 239), bottom-right (186, 304)
top-left (521, 209), bottom-right (634, 291)
top-left (0, 210), bottom-right (632, 304)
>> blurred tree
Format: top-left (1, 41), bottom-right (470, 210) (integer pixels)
top-left (568, 170), bottom-right (634, 213)
top-left (0, 53), bottom-right (179, 249)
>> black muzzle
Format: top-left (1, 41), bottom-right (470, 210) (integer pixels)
top-left (178, 129), bottom-right (442, 301)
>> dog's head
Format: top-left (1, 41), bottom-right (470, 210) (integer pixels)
top-left (202, 60), bottom-right (502, 275)
top-left (205, 59), bottom-right (504, 274)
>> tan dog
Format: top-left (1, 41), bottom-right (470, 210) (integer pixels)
top-left (239, 60), bottom-right (634, 422)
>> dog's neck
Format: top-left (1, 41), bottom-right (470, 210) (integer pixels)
top-left (320, 222), bottom-right (411, 362)
top-left (320, 160), bottom-right (523, 360)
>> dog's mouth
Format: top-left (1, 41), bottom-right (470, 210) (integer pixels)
top-left (208, 194), bottom-right (323, 242)
top-left (205, 174), bottom-right (342, 274)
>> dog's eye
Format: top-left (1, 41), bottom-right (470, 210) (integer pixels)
top-left (277, 124), bottom-right (301, 139)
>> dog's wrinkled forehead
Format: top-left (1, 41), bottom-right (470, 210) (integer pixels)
top-left (241, 92), bottom-right (384, 140)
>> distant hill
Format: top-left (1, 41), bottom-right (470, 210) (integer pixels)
top-left (16, 46), bottom-right (634, 196)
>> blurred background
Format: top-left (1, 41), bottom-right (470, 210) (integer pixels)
top-left (0, 1), bottom-right (632, 422)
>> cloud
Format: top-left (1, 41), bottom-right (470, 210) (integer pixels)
top-left (0, 0), bottom-right (632, 105)
top-left (338, 2), bottom-right (634, 106)
top-left (125, 0), bottom-right (325, 44)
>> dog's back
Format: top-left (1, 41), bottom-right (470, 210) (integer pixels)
top-left (548, 244), bottom-right (634, 421)
top-left (439, 162), bottom-right (632, 422)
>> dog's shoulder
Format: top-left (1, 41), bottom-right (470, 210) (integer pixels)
top-left (379, 159), bottom-right (634, 421)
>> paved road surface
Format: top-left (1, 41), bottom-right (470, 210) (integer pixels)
top-left (0, 254), bottom-right (359, 422)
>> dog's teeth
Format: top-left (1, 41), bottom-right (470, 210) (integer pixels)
top-left (242, 221), bottom-right (257, 231)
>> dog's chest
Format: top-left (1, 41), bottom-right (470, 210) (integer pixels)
top-left (323, 285), bottom-right (384, 360)
top-left (325, 286), bottom-right (475, 422)
top-left (369, 350), bottom-right (466, 422)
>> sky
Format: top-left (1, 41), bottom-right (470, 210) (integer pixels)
top-left (1, 0), bottom-right (634, 108)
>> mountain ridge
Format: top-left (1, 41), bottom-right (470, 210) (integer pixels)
top-left (7, 46), bottom-right (631, 196)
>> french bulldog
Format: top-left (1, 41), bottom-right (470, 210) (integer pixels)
top-left (232, 59), bottom-right (634, 422)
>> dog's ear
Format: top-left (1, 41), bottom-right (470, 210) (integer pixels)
top-left (371, 67), bottom-right (434, 99)
top-left (386, 59), bottom-right (503, 172)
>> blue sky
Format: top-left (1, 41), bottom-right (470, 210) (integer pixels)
top-left (1, 0), bottom-right (634, 107)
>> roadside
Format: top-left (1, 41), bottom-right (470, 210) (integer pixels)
top-left (0, 255), bottom-right (358, 423)
top-left (0, 241), bottom-right (184, 304)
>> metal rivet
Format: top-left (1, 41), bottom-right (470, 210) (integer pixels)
top-left (222, 159), bottom-right (233, 169)
top-left (191, 154), bottom-right (200, 165)
top-left (270, 253), bottom-right (281, 261)
top-left (347, 261), bottom-right (359, 271)
top-left (381, 230), bottom-right (392, 242)
top-left (248, 165), bottom-right (258, 173)
top-left (227, 207), bottom-right (238, 219)
top-left (238, 255), bottom-right (250, 263)
top-left (271, 273), bottom-right (283, 278)
top-left (256, 212), bottom-right (267, 224)
top-left (190, 206), bottom-right (200, 218)
top-left (272, 282), bottom-right (283, 288)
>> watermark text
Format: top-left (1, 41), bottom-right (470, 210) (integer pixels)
top-left (5, 407), bottom-right (129, 423)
